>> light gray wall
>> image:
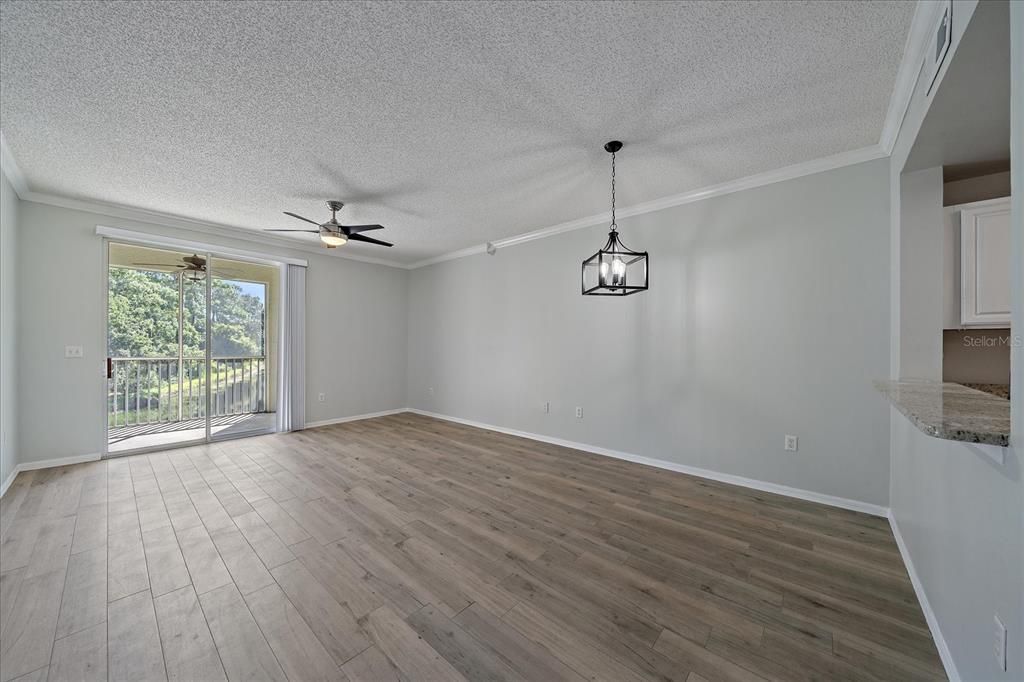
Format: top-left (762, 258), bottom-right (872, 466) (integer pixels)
top-left (408, 158), bottom-right (892, 507)
top-left (15, 201), bottom-right (408, 465)
top-left (886, 1), bottom-right (1023, 679)
top-left (889, 415), bottom-right (1021, 681)
top-left (0, 169), bottom-right (19, 486)
top-left (898, 166), bottom-right (944, 380)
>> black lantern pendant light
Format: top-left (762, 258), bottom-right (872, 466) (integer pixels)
top-left (581, 141), bottom-right (648, 296)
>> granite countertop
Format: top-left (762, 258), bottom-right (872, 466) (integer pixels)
top-left (875, 379), bottom-right (1011, 447)
top-left (960, 383), bottom-right (1011, 400)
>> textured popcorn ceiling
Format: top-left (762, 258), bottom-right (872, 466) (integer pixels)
top-left (0, 1), bottom-right (913, 264)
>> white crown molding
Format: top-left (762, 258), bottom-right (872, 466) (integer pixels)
top-left (879, 0), bottom-right (946, 154)
top-left (0, 131), bottom-right (30, 196)
top-left (408, 408), bottom-right (889, 517)
top-left (25, 190), bottom-right (409, 269)
top-left (6, 142), bottom-right (891, 275)
top-left (409, 143), bottom-right (887, 269)
top-left (0, 133), bottom-right (403, 267)
top-left (1, 128), bottom-right (409, 267)
top-left (410, 243), bottom-right (490, 268)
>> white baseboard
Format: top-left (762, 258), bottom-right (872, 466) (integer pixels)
top-left (0, 407), bottom-right (409, 497)
top-left (407, 408), bottom-right (889, 517)
top-left (0, 468), bottom-right (17, 498)
top-left (304, 408), bottom-right (408, 430)
top-left (887, 513), bottom-right (961, 682)
top-left (17, 452), bottom-right (102, 471)
top-left (0, 452), bottom-right (102, 498)
top-left (0, 410), bottom-right (889, 519)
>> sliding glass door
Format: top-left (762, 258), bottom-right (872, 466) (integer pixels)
top-left (106, 243), bottom-right (278, 455)
top-left (208, 255), bottom-right (278, 442)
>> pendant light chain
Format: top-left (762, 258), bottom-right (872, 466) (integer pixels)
top-left (610, 150), bottom-right (617, 232)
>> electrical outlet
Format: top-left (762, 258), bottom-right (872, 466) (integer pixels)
top-left (575, 407), bottom-right (583, 419)
top-left (428, 387), bottom-right (434, 395)
top-left (543, 402), bottom-right (550, 414)
top-left (64, 345), bottom-right (84, 358)
top-left (318, 393), bottom-right (326, 402)
top-left (995, 615), bottom-right (1007, 672)
top-left (784, 435), bottom-right (798, 451)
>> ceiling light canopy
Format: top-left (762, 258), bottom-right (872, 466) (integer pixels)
top-left (582, 141), bottom-right (648, 296)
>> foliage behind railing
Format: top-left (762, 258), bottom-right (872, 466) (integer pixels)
top-left (108, 356), bottom-right (268, 428)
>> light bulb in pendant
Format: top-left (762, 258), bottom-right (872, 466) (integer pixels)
top-left (611, 257), bottom-right (626, 278)
top-left (601, 257), bottom-right (625, 287)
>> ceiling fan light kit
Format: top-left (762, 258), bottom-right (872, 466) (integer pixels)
top-left (582, 141), bottom-right (648, 296)
top-left (319, 230), bottom-right (347, 248)
top-left (265, 200), bottom-right (393, 249)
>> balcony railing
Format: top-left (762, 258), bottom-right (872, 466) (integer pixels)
top-left (108, 356), bottom-right (268, 428)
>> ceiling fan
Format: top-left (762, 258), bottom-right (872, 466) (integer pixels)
top-left (265, 200), bottom-right (393, 248)
top-left (132, 253), bottom-right (209, 281)
top-left (131, 254), bottom-right (241, 281)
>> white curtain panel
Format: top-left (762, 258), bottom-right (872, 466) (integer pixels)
top-left (278, 263), bottom-right (306, 432)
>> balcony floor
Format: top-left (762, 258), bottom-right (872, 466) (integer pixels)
top-left (108, 412), bottom-right (276, 453)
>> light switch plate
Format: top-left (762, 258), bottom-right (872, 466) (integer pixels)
top-left (64, 345), bottom-right (84, 358)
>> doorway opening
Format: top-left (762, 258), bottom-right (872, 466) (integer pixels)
top-left (106, 242), bottom-right (280, 454)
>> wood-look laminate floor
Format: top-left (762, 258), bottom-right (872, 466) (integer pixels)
top-left (0, 413), bottom-right (945, 682)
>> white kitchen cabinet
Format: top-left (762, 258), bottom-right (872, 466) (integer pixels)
top-left (955, 197), bottom-right (1011, 327)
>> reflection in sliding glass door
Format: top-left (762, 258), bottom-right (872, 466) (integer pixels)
top-left (208, 255), bottom-right (278, 441)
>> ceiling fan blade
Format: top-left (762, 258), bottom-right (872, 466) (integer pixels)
top-left (264, 229), bottom-right (320, 233)
top-left (342, 224), bottom-right (385, 234)
top-left (132, 262), bottom-right (187, 268)
top-left (347, 233), bottom-right (393, 248)
top-left (283, 211), bottom-right (322, 226)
